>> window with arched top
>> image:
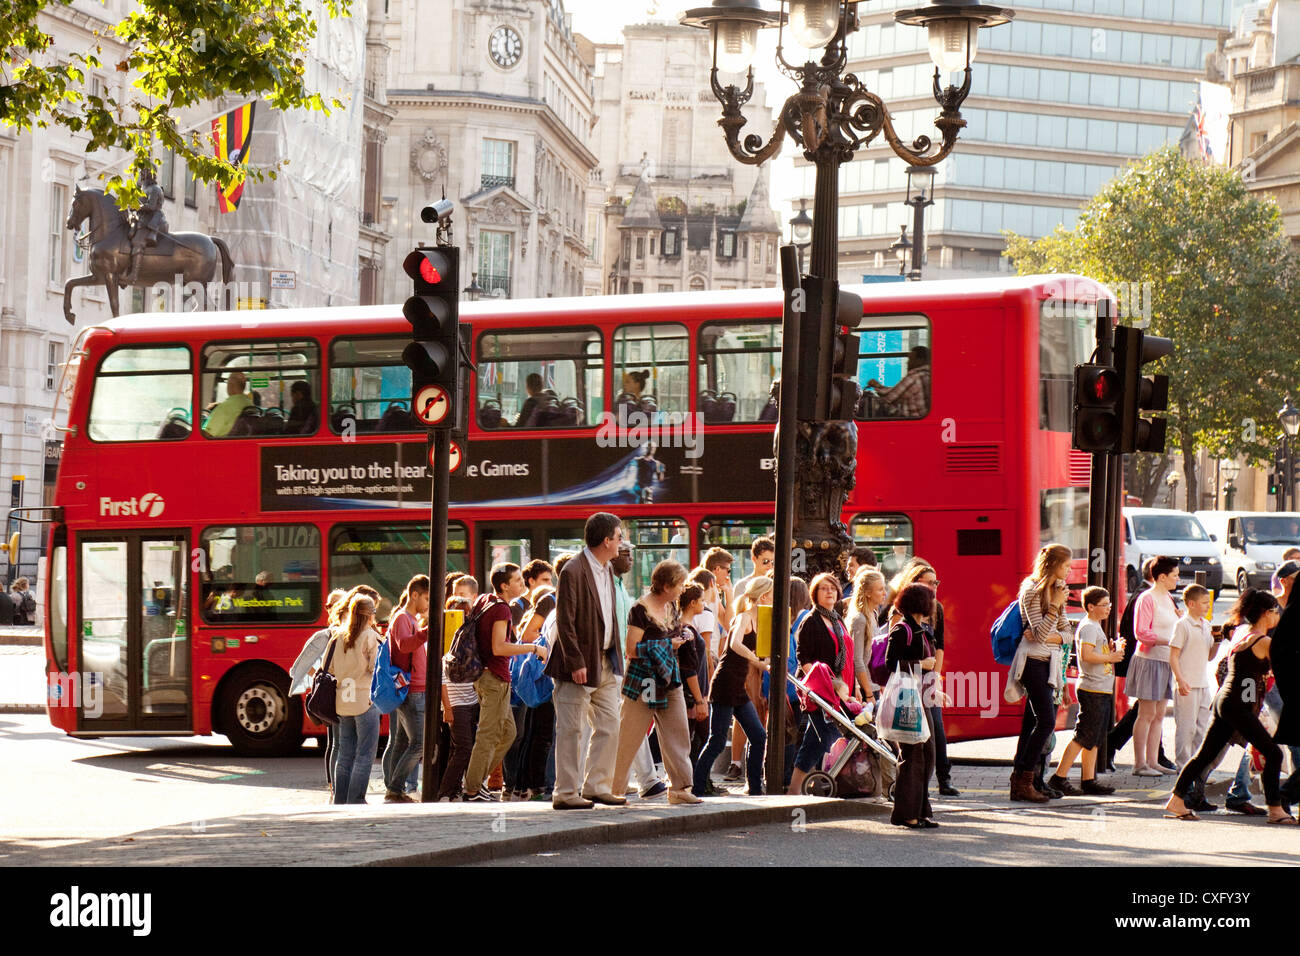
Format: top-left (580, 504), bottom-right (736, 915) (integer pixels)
top-left (689, 277), bottom-right (706, 292)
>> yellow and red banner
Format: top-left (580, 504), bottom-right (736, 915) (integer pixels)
top-left (211, 101), bottom-right (256, 213)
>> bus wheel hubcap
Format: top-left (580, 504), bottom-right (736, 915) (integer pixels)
top-left (236, 685), bottom-right (283, 735)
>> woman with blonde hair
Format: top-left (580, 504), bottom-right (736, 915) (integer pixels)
top-left (1009, 543), bottom-right (1074, 803)
top-left (693, 574), bottom-right (772, 797)
top-left (330, 593), bottom-right (383, 804)
top-left (846, 569), bottom-right (887, 703)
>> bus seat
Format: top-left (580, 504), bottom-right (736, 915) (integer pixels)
top-left (229, 406), bottom-right (263, 436)
top-left (330, 407), bottom-right (355, 432)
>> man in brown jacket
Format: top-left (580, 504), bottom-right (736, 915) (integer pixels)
top-left (546, 511), bottom-right (625, 809)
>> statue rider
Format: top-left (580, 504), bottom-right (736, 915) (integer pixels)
top-left (123, 167), bottom-right (169, 287)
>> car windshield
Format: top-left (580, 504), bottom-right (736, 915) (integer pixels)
top-left (1240, 517), bottom-right (1300, 544)
top-left (1132, 515), bottom-right (1210, 542)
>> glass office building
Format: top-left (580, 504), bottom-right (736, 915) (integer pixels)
top-left (792, 0), bottom-right (1250, 279)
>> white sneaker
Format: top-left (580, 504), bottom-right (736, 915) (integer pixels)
top-left (1134, 766), bottom-right (1164, 777)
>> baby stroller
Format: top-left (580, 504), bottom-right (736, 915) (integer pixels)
top-left (788, 672), bottom-right (899, 798)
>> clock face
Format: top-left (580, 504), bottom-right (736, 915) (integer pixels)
top-left (490, 26), bottom-right (522, 68)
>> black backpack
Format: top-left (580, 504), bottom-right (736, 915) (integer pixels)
top-left (19, 590), bottom-right (35, 623)
top-left (444, 599), bottom-right (493, 684)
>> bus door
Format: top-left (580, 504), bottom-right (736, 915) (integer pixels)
top-left (476, 522), bottom-right (586, 584)
top-left (76, 533), bottom-right (190, 733)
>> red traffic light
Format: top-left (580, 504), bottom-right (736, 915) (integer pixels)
top-left (1085, 367), bottom-right (1120, 403)
top-left (403, 249), bottom-right (455, 288)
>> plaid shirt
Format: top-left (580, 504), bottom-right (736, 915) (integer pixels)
top-left (622, 639), bottom-right (680, 709)
top-left (875, 366), bottom-right (930, 418)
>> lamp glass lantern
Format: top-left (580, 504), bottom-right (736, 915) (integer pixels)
top-left (681, 1), bottom-right (782, 75)
top-left (790, 199), bottom-right (813, 246)
top-left (895, 4), bottom-right (1014, 74)
top-left (1280, 395), bottom-right (1300, 437)
top-left (891, 225), bottom-right (911, 262)
top-left (1222, 459), bottom-right (1241, 484)
top-left (906, 164), bottom-right (937, 202)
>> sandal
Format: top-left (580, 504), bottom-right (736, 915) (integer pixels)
top-left (1267, 813), bottom-right (1298, 825)
top-left (1163, 810), bottom-right (1199, 821)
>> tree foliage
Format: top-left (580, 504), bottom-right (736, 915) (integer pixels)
top-left (1004, 146), bottom-right (1300, 509)
top-left (1, 0), bottom-right (351, 207)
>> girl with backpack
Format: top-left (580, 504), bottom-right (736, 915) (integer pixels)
top-left (12, 578), bottom-right (36, 626)
top-left (1009, 544), bottom-right (1073, 803)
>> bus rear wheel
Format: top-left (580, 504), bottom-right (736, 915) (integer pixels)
top-left (218, 664), bottom-right (304, 757)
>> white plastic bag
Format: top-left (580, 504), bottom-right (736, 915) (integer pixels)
top-left (877, 663), bottom-right (931, 745)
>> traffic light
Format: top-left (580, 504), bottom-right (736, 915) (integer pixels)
top-left (402, 246), bottom-right (461, 429)
top-left (795, 276), bottom-right (863, 420)
top-left (1071, 363), bottom-right (1123, 452)
top-left (1113, 325), bottom-right (1172, 454)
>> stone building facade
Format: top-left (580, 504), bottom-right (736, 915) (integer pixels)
top-left (582, 22), bottom-right (782, 296)
top-left (380, 0), bottom-right (597, 301)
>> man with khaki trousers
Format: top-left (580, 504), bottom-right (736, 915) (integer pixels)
top-left (547, 512), bottom-right (626, 809)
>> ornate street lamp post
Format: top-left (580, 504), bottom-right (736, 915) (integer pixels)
top-left (682, 0), bottom-right (1010, 793)
top-left (463, 272), bottom-right (485, 301)
top-left (1222, 458), bottom-right (1241, 512)
top-left (1279, 396), bottom-right (1300, 511)
top-left (903, 164), bottom-right (936, 280)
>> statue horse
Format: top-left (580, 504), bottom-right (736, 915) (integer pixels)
top-left (63, 185), bottom-right (235, 324)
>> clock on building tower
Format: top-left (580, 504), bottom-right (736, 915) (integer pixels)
top-left (489, 25), bottom-right (522, 68)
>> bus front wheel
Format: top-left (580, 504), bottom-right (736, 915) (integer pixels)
top-left (217, 663), bottom-right (304, 757)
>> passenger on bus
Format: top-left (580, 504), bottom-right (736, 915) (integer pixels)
top-left (515, 373), bottom-right (545, 427)
top-left (287, 380), bottom-right (318, 435)
top-left (378, 402), bottom-right (415, 432)
top-left (863, 345), bottom-right (930, 419)
top-left (204, 370), bottom-right (253, 437)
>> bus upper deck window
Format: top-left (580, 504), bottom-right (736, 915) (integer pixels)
top-left (328, 337), bottom-right (419, 435)
top-left (697, 322), bottom-right (781, 423)
top-left (614, 323), bottom-right (689, 421)
top-left (854, 315), bottom-right (932, 422)
top-left (88, 347), bottom-right (192, 442)
top-left (201, 340), bottom-right (320, 439)
top-left (476, 328), bottom-right (603, 429)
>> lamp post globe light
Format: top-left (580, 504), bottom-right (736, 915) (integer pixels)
top-left (789, 198), bottom-right (813, 273)
top-left (890, 224), bottom-right (911, 276)
top-left (1222, 458), bottom-right (1241, 512)
top-left (682, 0), bottom-right (1009, 792)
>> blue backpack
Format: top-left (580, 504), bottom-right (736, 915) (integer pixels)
top-left (510, 631), bottom-right (553, 708)
top-left (371, 638), bottom-right (411, 715)
top-left (990, 598), bottom-right (1026, 666)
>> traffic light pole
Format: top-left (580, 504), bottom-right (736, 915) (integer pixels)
top-left (765, 245), bottom-right (801, 795)
top-left (421, 427), bottom-right (450, 802)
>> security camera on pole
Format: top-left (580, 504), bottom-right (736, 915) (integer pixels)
top-left (406, 198), bottom-right (468, 802)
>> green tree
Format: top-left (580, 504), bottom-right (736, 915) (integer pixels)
top-left (2, 0), bottom-right (350, 207)
top-left (1005, 146), bottom-right (1300, 510)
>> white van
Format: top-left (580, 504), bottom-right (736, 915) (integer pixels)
top-left (1195, 511), bottom-right (1300, 591)
top-left (1123, 508), bottom-right (1223, 593)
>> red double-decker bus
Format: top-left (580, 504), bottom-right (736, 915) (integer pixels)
top-left (29, 274), bottom-right (1103, 754)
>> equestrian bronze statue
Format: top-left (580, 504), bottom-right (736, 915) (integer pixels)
top-left (62, 178), bottom-right (235, 324)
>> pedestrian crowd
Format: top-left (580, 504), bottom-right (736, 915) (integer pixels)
top-left (293, 520), bottom-right (1298, 829)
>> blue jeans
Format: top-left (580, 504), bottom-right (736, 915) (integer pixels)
top-left (382, 691), bottom-right (424, 794)
top-left (794, 708), bottom-right (840, 774)
top-left (1228, 751), bottom-right (1254, 804)
top-left (334, 705), bottom-right (381, 804)
top-left (693, 700), bottom-right (766, 796)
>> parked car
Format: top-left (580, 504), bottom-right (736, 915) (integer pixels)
top-left (1195, 510), bottom-right (1300, 592)
top-left (1123, 508), bottom-right (1223, 593)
